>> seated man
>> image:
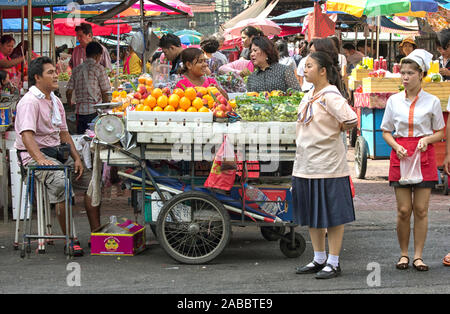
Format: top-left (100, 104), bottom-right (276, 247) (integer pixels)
top-left (14, 57), bottom-right (97, 256)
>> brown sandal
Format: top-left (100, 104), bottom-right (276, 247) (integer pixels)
top-left (412, 258), bottom-right (429, 271)
top-left (396, 256), bottom-right (409, 270)
top-left (443, 253), bottom-right (450, 266)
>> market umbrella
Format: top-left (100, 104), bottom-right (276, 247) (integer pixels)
top-left (326, 0), bottom-right (438, 17)
top-left (131, 0), bottom-right (193, 16)
top-left (223, 17), bottom-right (281, 37)
top-left (174, 29), bottom-right (202, 37)
top-left (2, 18), bottom-right (50, 32)
top-left (178, 34), bottom-right (201, 45)
top-left (47, 18), bottom-right (132, 36)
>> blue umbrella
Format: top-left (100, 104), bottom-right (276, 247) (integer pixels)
top-left (179, 34), bottom-right (201, 46)
top-left (174, 29), bottom-right (202, 37)
top-left (3, 19), bottom-right (50, 32)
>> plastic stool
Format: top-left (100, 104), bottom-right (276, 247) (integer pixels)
top-left (17, 165), bottom-right (76, 258)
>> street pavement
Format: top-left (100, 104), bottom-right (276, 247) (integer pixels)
top-left (0, 147), bottom-right (449, 294)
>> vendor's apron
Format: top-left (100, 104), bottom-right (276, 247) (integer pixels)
top-left (388, 91), bottom-right (438, 183)
top-left (388, 137), bottom-right (437, 182)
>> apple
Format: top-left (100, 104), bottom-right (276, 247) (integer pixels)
top-left (217, 95), bottom-right (227, 105)
top-left (214, 110), bottom-right (225, 118)
top-left (134, 92), bottom-right (142, 100)
top-left (202, 98), bottom-right (208, 105)
top-left (197, 92), bottom-right (203, 98)
top-left (225, 104), bottom-right (232, 112)
top-left (219, 104), bottom-right (227, 112)
top-left (162, 87), bottom-right (171, 96)
top-left (138, 85), bottom-right (146, 95)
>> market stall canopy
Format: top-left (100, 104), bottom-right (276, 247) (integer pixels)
top-left (47, 18), bottom-right (132, 36)
top-left (326, 0), bottom-right (438, 18)
top-left (0, 8), bottom-right (46, 18)
top-left (2, 18), bottom-right (50, 32)
top-left (174, 29), bottom-right (202, 37)
top-left (131, 0), bottom-right (193, 16)
top-left (220, 0), bottom-right (269, 31)
top-left (436, 0), bottom-right (450, 9)
top-left (379, 16), bottom-right (420, 35)
top-left (0, 0), bottom-right (71, 6)
top-left (270, 7), bottom-right (314, 24)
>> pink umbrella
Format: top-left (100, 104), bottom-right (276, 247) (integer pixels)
top-left (223, 17), bottom-right (281, 37)
top-left (131, 0), bottom-right (193, 16)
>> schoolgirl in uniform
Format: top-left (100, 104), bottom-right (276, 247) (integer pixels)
top-left (292, 51), bottom-right (357, 279)
top-left (381, 49), bottom-right (445, 271)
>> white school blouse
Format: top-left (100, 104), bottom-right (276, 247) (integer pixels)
top-left (380, 90), bottom-right (445, 138)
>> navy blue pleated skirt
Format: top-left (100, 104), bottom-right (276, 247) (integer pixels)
top-left (292, 176), bottom-right (355, 228)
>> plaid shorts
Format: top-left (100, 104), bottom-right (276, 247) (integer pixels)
top-left (26, 155), bottom-right (91, 204)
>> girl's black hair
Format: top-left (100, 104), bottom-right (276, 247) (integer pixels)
top-left (0, 35), bottom-right (15, 45)
top-left (309, 51), bottom-right (345, 96)
top-left (180, 47), bottom-right (204, 74)
top-left (200, 38), bottom-right (220, 54)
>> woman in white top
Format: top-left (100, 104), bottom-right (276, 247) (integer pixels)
top-left (293, 51), bottom-right (357, 279)
top-left (381, 49), bottom-right (445, 271)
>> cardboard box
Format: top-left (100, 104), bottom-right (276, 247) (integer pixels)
top-left (91, 220), bottom-right (146, 256)
top-left (351, 69), bottom-right (371, 81)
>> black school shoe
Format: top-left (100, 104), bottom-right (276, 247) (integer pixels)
top-left (315, 263), bottom-right (341, 279)
top-left (295, 261), bottom-right (326, 274)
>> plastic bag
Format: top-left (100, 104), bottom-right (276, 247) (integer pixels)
top-left (204, 136), bottom-right (236, 191)
top-left (399, 149), bottom-right (423, 185)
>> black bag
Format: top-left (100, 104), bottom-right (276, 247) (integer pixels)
top-left (40, 143), bottom-right (71, 164)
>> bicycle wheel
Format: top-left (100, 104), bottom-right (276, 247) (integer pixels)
top-left (156, 191), bottom-right (231, 264)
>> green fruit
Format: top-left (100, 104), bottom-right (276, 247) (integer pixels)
top-left (431, 74), bottom-right (441, 82)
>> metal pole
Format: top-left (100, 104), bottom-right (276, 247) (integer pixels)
top-left (50, 6), bottom-right (55, 62)
top-left (140, 0), bottom-right (146, 73)
top-left (376, 16), bottom-right (380, 59)
top-left (27, 0), bottom-right (32, 66)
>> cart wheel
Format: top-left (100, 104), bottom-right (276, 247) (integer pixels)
top-left (350, 126), bottom-right (358, 148)
top-left (354, 136), bottom-right (368, 179)
top-left (260, 226), bottom-right (285, 241)
top-left (443, 174), bottom-right (449, 196)
top-left (279, 232), bottom-right (306, 258)
top-left (156, 191), bottom-right (231, 264)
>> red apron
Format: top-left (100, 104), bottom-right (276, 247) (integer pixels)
top-left (388, 137), bottom-right (437, 182)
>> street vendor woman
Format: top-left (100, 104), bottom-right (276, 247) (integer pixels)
top-left (293, 51), bottom-right (357, 279)
top-left (246, 36), bottom-right (300, 93)
top-left (381, 49), bottom-right (445, 272)
top-left (0, 35), bottom-right (25, 87)
top-left (14, 57), bottom-right (86, 256)
top-left (175, 47), bottom-right (228, 99)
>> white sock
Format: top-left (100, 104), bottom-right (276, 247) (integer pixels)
top-left (309, 251), bottom-right (327, 266)
top-left (325, 254), bottom-right (340, 270)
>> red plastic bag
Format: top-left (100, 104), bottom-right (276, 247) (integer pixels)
top-left (204, 136), bottom-right (236, 191)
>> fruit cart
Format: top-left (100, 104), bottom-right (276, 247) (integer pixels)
top-left (94, 100), bottom-right (306, 264)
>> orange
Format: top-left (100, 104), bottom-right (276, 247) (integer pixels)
top-left (168, 94), bottom-right (180, 109)
top-left (153, 106), bottom-right (163, 111)
top-left (173, 88), bottom-right (184, 98)
top-left (135, 104), bottom-right (144, 111)
top-left (145, 77), bottom-right (153, 86)
top-left (157, 95), bottom-right (168, 108)
top-left (195, 86), bottom-right (208, 96)
top-left (146, 85), bottom-right (153, 93)
top-left (207, 86), bottom-right (219, 96)
top-left (144, 95), bottom-right (157, 108)
top-left (131, 98), bottom-right (140, 105)
top-left (192, 97), bottom-right (204, 110)
top-left (138, 76), bottom-right (146, 84)
top-left (151, 88), bottom-right (163, 99)
top-left (164, 105), bottom-right (175, 112)
top-left (179, 96), bottom-right (191, 110)
top-left (186, 106), bottom-right (197, 112)
top-left (120, 91), bottom-right (128, 98)
top-left (184, 87), bottom-right (197, 101)
top-left (198, 106), bottom-right (210, 113)
top-left (177, 108), bottom-right (185, 112)
top-left (143, 105), bottom-right (151, 111)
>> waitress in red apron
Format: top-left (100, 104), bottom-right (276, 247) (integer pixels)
top-left (381, 49), bottom-right (445, 272)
